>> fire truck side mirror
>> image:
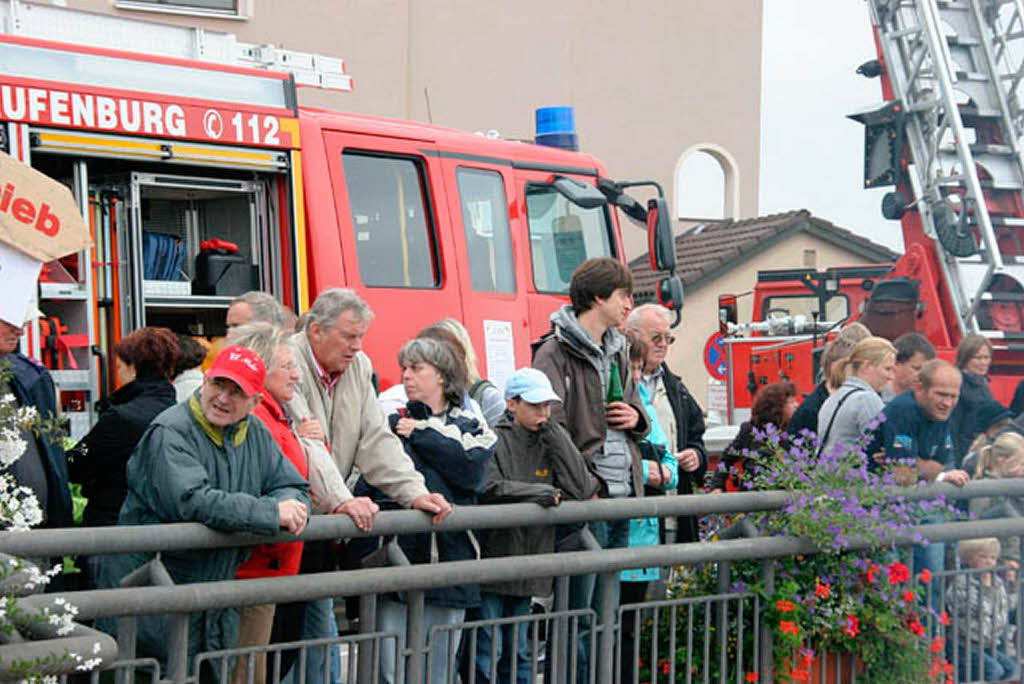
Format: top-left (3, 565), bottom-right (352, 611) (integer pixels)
top-left (553, 176), bottom-right (607, 209)
top-left (718, 294), bottom-right (738, 335)
top-left (646, 197), bottom-right (676, 272)
top-left (658, 275), bottom-right (684, 315)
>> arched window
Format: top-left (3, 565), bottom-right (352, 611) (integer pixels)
top-left (674, 144), bottom-right (740, 220)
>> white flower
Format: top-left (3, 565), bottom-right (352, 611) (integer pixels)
top-left (0, 429), bottom-right (26, 468)
top-left (92, 641), bottom-right (102, 654)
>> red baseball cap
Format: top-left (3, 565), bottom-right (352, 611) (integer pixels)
top-left (206, 345), bottom-right (266, 397)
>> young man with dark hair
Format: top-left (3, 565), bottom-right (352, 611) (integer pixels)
top-left (532, 256), bottom-right (649, 681)
top-left (882, 332), bottom-right (937, 402)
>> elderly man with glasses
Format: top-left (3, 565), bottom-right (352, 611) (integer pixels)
top-left (626, 303), bottom-right (707, 544)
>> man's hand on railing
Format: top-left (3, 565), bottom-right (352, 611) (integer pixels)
top-left (333, 496), bottom-right (380, 532)
top-left (278, 499), bottom-right (309, 535)
top-left (411, 492), bottom-right (453, 524)
top-left (938, 469), bottom-right (970, 486)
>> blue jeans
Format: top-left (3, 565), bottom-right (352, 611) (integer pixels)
top-left (282, 598), bottom-right (340, 684)
top-left (913, 517), bottom-right (946, 616)
top-left (953, 644), bottom-right (1019, 682)
top-left (377, 597), bottom-right (464, 684)
top-left (573, 519), bottom-right (630, 684)
top-left (472, 592), bottom-right (533, 684)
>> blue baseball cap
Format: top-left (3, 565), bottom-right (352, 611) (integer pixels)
top-left (504, 367), bottom-right (561, 403)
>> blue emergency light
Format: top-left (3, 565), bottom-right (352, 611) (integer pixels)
top-left (535, 106), bottom-right (579, 151)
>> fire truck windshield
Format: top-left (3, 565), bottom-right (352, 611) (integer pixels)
top-left (526, 183), bottom-right (614, 294)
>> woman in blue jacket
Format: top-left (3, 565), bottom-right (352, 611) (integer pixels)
top-left (353, 337), bottom-right (497, 684)
top-left (620, 337), bottom-right (679, 683)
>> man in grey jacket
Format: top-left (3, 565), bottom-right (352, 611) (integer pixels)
top-left (285, 288), bottom-right (452, 684)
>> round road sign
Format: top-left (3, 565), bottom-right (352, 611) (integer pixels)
top-left (703, 332), bottom-right (727, 381)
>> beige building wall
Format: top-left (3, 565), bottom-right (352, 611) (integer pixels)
top-left (666, 232), bottom-right (888, 413)
top-left (63, 0), bottom-right (763, 260)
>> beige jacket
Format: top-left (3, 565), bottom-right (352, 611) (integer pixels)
top-left (286, 331), bottom-right (428, 508)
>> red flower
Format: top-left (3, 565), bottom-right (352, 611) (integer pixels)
top-left (799, 651), bottom-right (813, 668)
top-left (908, 617), bottom-right (926, 637)
top-left (930, 659), bottom-right (941, 677)
top-left (842, 614), bottom-right (860, 638)
top-left (931, 636), bottom-right (944, 653)
top-left (887, 561), bottom-right (910, 584)
top-left (779, 620), bottom-right (800, 635)
top-left (903, 590), bottom-right (916, 603)
top-left (865, 563), bottom-right (880, 583)
top-left (745, 673), bottom-right (759, 683)
top-left (919, 568), bottom-right (932, 584)
top-left (815, 581), bottom-right (831, 599)
top-left (790, 669), bottom-right (810, 682)
top-left (659, 661), bottom-right (670, 676)
top-left (939, 611), bottom-right (950, 626)
top-left (776, 599), bottom-right (796, 612)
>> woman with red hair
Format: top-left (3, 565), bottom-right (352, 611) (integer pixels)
top-left (708, 381), bottom-right (800, 493)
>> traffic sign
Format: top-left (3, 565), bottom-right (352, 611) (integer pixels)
top-left (703, 332), bottom-right (728, 381)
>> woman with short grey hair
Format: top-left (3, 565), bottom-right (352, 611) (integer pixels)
top-left (352, 335), bottom-right (497, 684)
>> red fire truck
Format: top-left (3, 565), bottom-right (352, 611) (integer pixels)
top-left (0, 2), bottom-right (680, 440)
top-left (719, 0), bottom-right (1024, 427)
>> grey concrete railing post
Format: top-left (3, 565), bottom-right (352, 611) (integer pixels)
top-left (551, 574), bottom-right (570, 684)
top-left (356, 593), bottom-right (377, 684)
top-left (759, 559), bottom-right (775, 684)
top-left (596, 570), bottom-right (617, 684)
top-left (404, 590), bottom-right (425, 684)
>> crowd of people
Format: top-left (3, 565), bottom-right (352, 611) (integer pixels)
top-left (5, 255), bottom-right (1024, 682)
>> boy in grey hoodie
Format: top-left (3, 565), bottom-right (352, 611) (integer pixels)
top-left (473, 367), bottom-right (599, 683)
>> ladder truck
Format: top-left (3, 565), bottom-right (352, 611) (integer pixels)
top-left (719, 0), bottom-right (1024, 427)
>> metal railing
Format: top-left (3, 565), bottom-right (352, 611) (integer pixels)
top-left (4, 479), bottom-right (1024, 683)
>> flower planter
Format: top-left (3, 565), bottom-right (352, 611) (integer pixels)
top-left (782, 651), bottom-right (864, 684)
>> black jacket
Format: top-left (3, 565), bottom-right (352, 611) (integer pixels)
top-left (479, 417), bottom-right (599, 597)
top-left (950, 373), bottom-right (995, 466)
top-left (1011, 379), bottom-right (1024, 420)
top-left (787, 382), bottom-right (829, 438)
top-left (5, 353), bottom-right (72, 529)
top-left (69, 378), bottom-right (177, 527)
top-left (353, 402), bottom-right (496, 609)
top-left (659, 364), bottom-right (707, 543)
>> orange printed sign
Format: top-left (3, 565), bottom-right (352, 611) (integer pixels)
top-left (0, 151), bottom-right (90, 262)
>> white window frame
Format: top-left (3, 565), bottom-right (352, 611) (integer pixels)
top-left (114, 0), bottom-right (251, 21)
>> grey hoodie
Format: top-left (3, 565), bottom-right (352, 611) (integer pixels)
top-left (548, 306), bottom-right (634, 496)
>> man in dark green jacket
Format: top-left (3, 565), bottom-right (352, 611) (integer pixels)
top-left (99, 345), bottom-right (310, 677)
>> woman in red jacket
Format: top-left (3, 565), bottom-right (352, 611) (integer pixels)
top-left (228, 322), bottom-right (309, 684)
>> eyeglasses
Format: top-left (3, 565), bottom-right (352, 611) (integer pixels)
top-left (649, 333), bottom-right (676, 345)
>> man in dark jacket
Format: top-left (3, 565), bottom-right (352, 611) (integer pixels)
top-left (626, 303), bottom-right (706, 543)
top-left (532, 257), bottom-right (649, 682)
top-left (476, 367), bottom-right (599, 683)
top-left (0, 313), bottom-right (72, 531)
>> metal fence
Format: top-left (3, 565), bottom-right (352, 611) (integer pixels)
top-left (4, 479), bottom-right (1024, 684)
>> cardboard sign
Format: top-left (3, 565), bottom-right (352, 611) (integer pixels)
top-left (0, 151), bottom-right (91, 262)
top-left (0, 242), bottom-right (42, 326)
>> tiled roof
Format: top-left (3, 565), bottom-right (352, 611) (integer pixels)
top-left (629, 209), bottom-right (899, 299)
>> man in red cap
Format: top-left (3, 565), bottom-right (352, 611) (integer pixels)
top-left (98, 344), bottom-right (310, 677)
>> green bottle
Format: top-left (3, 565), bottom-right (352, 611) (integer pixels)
top-left (606, 360), bottom-right (624, 403)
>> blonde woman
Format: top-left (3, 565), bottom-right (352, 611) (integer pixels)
top-left (432, 317), bottom-right (505, 427)
top-left (816, 336), bottom-right (896, 453)
top-left (787, 322), bottom-right (871, 436)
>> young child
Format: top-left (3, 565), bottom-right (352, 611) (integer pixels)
top-left (946, 538), bottom-right (1019, 682)
top-left (474, 367), bottom-right (600, 684)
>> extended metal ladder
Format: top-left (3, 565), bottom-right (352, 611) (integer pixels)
top-left (867, 0), bottom-right (1024, 344)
